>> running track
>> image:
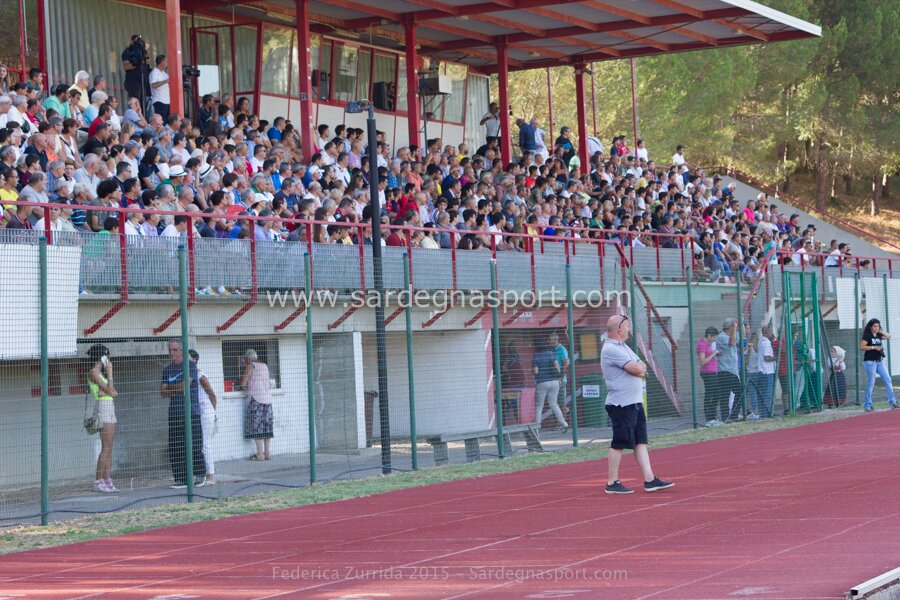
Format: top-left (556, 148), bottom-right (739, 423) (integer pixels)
top-left (2, 412), bottom-right (899, 599)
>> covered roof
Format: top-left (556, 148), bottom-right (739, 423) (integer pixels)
top-left (182, 0), bottom-right (821, 72)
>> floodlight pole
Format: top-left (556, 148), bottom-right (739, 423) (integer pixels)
top-left (366, 103), bottom-right (392, 474)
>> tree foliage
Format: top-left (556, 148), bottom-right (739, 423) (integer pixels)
top-left (496, 0), bottom-right (899, 211)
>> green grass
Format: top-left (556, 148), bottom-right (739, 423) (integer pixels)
top-left (0, 408), bottom-right (866, 555)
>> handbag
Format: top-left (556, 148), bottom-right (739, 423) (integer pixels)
top-left (83, 391), bottom-right (101, 435)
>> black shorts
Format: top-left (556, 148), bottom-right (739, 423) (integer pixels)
top-left (606, 403), bottom-right (648, 450)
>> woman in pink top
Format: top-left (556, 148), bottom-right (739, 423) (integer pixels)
top-left (239, 349), bottom-right (274, 461)
top-left (697, 327), bottom-right (722, 426)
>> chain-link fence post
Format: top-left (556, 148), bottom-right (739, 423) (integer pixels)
top-left (402, 253), bottom-right (418, 470)
top-left (855, 273), bottom-right (861, 405)
top-left (736, 273), bottom-right (746, 418)
top-left (178, 244), bottom-right (195, 502)
top-left (627, 267), bottom-right (637, 352)
top-left (811, 272), bottom-right (823, 409)
top-left (883, 274), bottom-right (892, 378)
top-left (304, 252), bottom-right (316, 484)
top-left (565, 264), bottom-right (578, 446)
top-left (40, 236), bottom-right (49, 525)
top-left (784, 273), bottom-right (796, 414)
top-left (686, 267), bottom-right (699, 429)
top-left (490, 259), bottom-right (504, 459)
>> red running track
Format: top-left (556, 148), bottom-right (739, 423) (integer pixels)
top-left (2, 412), bottom-right (899, 600)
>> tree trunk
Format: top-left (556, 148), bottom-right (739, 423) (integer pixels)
top-left (843, 174), bottom-right (852, 194)
top-left (815, 144), bottom-right (829, 212)
top-left (871, 172), bottom-right (883, 216)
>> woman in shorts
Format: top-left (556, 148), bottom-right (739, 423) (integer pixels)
top-left (88, 344), bottom-right (119, 492)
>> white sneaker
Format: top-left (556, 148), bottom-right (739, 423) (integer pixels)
top-left (748, 413), bottom-right (760, 421)
top-left (705, 419), bottom-right (723, 427)
top-left (104, 479), bottom-right (119, 492)
top-left (92, 480), bottom-right (106, 493)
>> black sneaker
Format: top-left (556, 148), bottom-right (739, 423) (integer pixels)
top-left (605, 480), bottom-right (634, 494)
top-left (644, 477), bottom-right (674, 492)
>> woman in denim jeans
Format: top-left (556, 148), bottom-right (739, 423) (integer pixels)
top-left (860, 319), bottom-right (896, 412)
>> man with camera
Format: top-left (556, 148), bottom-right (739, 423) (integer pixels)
top-left (122, 35), bottom-right (150, 107)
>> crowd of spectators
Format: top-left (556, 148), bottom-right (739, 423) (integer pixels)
top-left (0, 56), bottom-right (863, 289)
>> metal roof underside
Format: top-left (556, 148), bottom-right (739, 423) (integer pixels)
top-left (181, 0), bottom-right (821, 72)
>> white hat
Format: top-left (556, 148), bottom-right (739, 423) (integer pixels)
top-left (169, 165), bottom-right (186, 178)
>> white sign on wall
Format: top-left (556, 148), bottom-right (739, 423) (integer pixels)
top-left (0, 245), bottom-right (81, 359)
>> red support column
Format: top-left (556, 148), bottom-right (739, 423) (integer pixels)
top-left (165, 0), bottom-right (184, 118)
top-left (495, 38), bottom-right (512, 164)
top-left (403, 16), bottom-right (421, 150)
top-left (573, 63), bottom-right (589, 171)
top-left (295, 0), bottom-right (316, 161)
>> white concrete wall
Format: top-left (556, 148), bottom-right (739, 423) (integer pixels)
top-left (364, 330), bottom-right (490, 437)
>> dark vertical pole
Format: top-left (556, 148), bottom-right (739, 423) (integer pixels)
top-left (179, 244), bottom-right (194, 501)
top-left (368, 105), bottom-right (391, 474)
top-left (39, 236), bottom-right (49, 525)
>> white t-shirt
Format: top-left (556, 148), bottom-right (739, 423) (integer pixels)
top-left (482, 112), bottom-right (500, 138)
top-left (672, 152), bottom-right (685, 167)
top-left (149, 68), bottom-right (170, 104)
top-left (600, 339), bottom-right (644, 407)
top-left (636, 147), bottom-right (649, 162)
top-left (758, 336), bottom-right (775, 375)
top-left (197, 367), bottom-right (214, 414)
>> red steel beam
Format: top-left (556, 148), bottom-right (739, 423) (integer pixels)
top-left (216, 235), bottom-right (259, 333)
top-left (465, 306), bottom-right (492, 328)
top-left (327, 304), bottom-right (362, 330)
top-left (273, 302), bottom-right (307, 332)
top-left (421, 306), bottom-right (452, 329)
top-left (344, 0), bottom-right (576, 29)
top-left (384, 305), bottom-right (405, 326)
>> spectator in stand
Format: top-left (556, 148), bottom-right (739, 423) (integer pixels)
top-left (149, 55), bottom-right (171, 121)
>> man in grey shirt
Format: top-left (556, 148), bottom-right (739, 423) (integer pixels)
top-left (601, 314), bottom-right (673, 494)
top-left (716, 318), bottom-right (743, 422)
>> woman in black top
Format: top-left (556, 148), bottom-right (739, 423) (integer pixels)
top-left (860, 318), bottom-right (896, 411)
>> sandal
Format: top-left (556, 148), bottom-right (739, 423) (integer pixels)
top-left (264, 453), bottom-right (271, 460)
top-left (247, 454), bottom-right (262, 461)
